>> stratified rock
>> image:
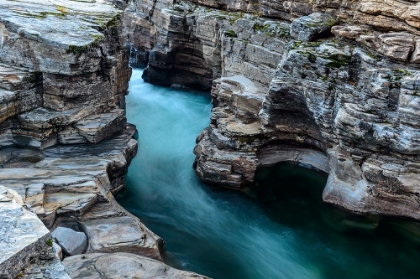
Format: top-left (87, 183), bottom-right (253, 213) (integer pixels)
top-left (0, 186), bottom-right (69, 279)
top-left (79, 196), bottom-right (164, 260)
top-left (290, 12), bottom-right (337, 41)
top-left (0, 125), bottom-right (163, 260)
top-left (74, 109), bottom-right (127, 144)
top-left (0, 63), bottom-right (42, 123)
top-left (51, 227), bottom-right (87, 256)
top-left (378, 32), bottom-right (415, 61)
top-left (64, 253), bottom-right (210, 279)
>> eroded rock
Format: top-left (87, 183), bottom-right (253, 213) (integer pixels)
top-left (290, 12), bottom-right (337, 41)
top-left (64, 253), bottom-right (209, 279)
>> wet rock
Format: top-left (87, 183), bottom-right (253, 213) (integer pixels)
top-left (64, 253), bottom-right (209, 279)
top-left (51, 227), bottom-right (87, 256)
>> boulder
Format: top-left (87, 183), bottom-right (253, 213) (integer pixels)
top-left (51, 227), bottom-right (87, 256)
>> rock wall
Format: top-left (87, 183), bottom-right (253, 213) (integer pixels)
top-left (125, 0), bottom-right (420, 220)
top-left (0, 1), bottom-right (179, 277)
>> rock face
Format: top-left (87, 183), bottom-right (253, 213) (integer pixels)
top-left (124, 1), bottom-right (420, 220)
top-left (64, 253), bottom-right (209, 279)
top-left (0, 0), bottom-right (165, 277)
top-left (2, 0), bottom-right (420, 276)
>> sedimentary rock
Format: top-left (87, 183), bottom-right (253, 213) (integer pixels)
top-left (51, 227), bottom-right (88, 256)
top-left (0, 186), bottom-right (69, 279)
top-left (0, 0), bottom-right (165, 277)
top-left (64, 253), bottom-right (209, 279)
top-left (121, 1), bottom-right (420, 220)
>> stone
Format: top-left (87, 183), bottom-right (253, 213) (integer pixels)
top-left (64, 253), bottom-right (210, 279)
top-left (0, 185), bottom-right (67, 278)
top-left (51, 227), bottom-right (87, 256)
top-left (21, 246), bottom-right (70, 279)
top-left (290, 12), bottom-right (338, 41)
top-left (53, 242), bottom-right (63, 261)
top-left (75, 109), bottom-right (127, 144)
top-left (410, 40), bottom-right (420, 63)
top-left (378, 32), bottom-right (415, 61)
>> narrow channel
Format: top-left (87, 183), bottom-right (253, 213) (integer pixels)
top-left (117, 69), bottom-right (420, 279)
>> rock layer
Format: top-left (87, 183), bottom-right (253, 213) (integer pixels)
top-left (0, 0), bottom-right (166, 277)
top-left (124, 1), bottom-right (420, 220)
top-left (64, 253), bottom-right (209, 279)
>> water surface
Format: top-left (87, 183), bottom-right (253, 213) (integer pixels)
top-left (117, 69), bottom-right (420, 279)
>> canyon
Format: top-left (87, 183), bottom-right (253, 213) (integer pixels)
top-left (1, 0), bottom-right (420, 278)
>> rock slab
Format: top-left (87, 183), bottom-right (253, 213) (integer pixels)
top-left (64, 252), bottom-right (210, 279)
top-left (51, 227), bottom-right (87, 256)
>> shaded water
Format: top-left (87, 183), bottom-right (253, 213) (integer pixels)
top-left (117, 69), bottom-right (420, 279)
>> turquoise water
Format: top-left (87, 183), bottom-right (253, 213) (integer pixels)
top-left (117, 69), bottom-right (420, 279)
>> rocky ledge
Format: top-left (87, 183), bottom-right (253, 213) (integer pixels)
top-left (124, 1), bottom-right (420, 221)
top-left (0, 0), bottom-right (207, 278)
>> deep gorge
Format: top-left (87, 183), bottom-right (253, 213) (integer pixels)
top-left (118, 69), bottom-right (420, 279)
top-left (0, 0), bottom-right (420, 278)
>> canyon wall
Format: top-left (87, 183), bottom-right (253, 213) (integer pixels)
top-left (125, 0), bottom-right (420, 220)
top-left (0, 1), bottom-right (205, 278)
top-left (1, 0), bottom-right (420, 277)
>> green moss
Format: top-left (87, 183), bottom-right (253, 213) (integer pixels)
top-left (253, 22), bottom-right (268, 32)
top-left (308, 53), bottom-right (317, 63)
top-left (366, 51), bottom-right (377, 59)
top-left (225, 30), bottom-right (238, 38)
top-left (66, 33), bottom-right (103, 57)
top-left (46, 238), bottom-right (53, 247)
top-left (66, 45), bottom-right (90, 57)
top-left (325, 54), bottom-right (351, 68)
top-left (289, 41), bottom-right (302, 51)
top-left (96, 13), bottom-right (121, 31)
top-left (393, 69), bottom-right (411, 77)
top-left (39, 11), bottom-right (66, 18)
top-left (325, 18), bottom-right (339, 28)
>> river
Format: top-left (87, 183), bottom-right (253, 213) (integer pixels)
top-left (117, 69), bottom-right (420, 279)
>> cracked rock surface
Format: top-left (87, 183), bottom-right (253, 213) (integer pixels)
top-left (125, 0), bottom-right (420, 220)
top-left (64, 252), bottom-right (209, 279)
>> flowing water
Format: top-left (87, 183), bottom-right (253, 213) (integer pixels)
top-left (117, 69), bottom-right (420, 279)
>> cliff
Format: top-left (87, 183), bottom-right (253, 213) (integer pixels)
top-left (1, 0), bottom-right (420, 277)
top-left (0, 0), bottom-right (206, 278)
top-left (125, 0), bottom-right (420, 220)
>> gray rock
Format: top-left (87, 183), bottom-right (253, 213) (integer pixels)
top-left (0, 186), bottom-right (68, 278)
top-left (64, 252), bottom-right (209, 279)
top-left (53, 242), bottom-right (63, 261)
top-left (75, 109), bottom-right (127, 144)
top-left (290, 12), bottom-right (337, 41)
top-left (51, 227), bottom-right (87, 256)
